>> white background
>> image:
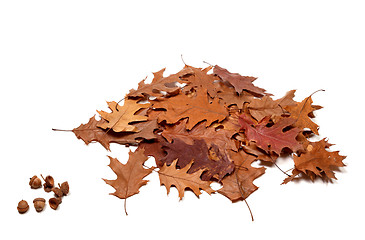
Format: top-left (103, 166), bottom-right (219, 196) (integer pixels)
top-left (1, 0), bottom-right (364, 239)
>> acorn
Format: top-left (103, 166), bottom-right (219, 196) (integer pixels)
top-left (59, 181), bottom-right (69, 196)
top-left (52, 187), bottom-right (63, 198)
top-left (17, 200), bottom-right (29, 214)
top-left (29, 175), bottom-right (42, 189)
top-left (41, 174), bottom-right (54, 192)
top-left (49, 197), bottom-right (62, 210)
top-left (33, 198), bottom-right (46, 212)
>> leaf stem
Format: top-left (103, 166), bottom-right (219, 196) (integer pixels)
top-left (268, 154), bottom-right (291, 177)
top-left (124, 199), bottom-right (128, 216)
top-left (243, 195), bottom-right (254, 222)
top-left (272, 161), bottom-right (291, 177)
top-left (180, 54), bottom-right (187, 66)
top-left (52, 128), bottom-right (73, 132)
top-left (203, 61), bottom-right (213, 67)
top-left (115, 97), bottom-right (126, 111)
top-left (235, 160), bottom-right (254, 221)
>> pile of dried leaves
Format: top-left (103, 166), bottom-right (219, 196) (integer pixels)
top-left (57, 63), bottom-right (346, 218)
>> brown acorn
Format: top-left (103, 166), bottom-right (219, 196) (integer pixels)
top-left (49, 197), bottom-right (62, 210)
top-left (33, 198), bottom-right (46, 212)
top-left (29, 175), bottom-right (42, 189)
top-left (41, 174), bottom-right (54, 192)
top-left (52, 187), bottom-right (63, 198)
top-left (17, 200), bottom-right (29, 214)
top-left (59, 181), bottom-right (69, 196)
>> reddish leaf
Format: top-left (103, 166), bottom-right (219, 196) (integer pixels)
top-left (213, 65), bottom-right (268, 97)
top-left (160, 138), bottom-right (234, 181)
top-left (161, 119), bottom-right (237, 152)
top-left (239, 114), bottom-right (302, 154)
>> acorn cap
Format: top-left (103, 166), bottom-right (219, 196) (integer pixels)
top-left (33, 198), bottom-right (46, 203)
top-left (59, 181), bottom-right (69, 195)
top-left (41, 175), bottom-right (54, 188)
top-left (46, 176), bottom-right (54, 187)
top-left (49, 197), bottom-right (62, 210)
top-left (17, 200), bottom-right (29, 214)
top-left (52, 187), bottom-right (64, 198)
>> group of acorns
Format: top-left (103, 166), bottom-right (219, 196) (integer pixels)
top-left (17, 175), bottom-right (69, 214)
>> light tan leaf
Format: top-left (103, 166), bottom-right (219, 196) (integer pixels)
top-left (97, 99), bottom-right (150, 132)
top-left (158, 159), bottom-right (215, 200)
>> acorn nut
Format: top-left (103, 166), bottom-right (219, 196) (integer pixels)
top-left (29, 175), bottom-right (42, 189)
top-left (33, 198), bottom-right (46, 212)
top-left (17, 200), bottom-right (29, 214)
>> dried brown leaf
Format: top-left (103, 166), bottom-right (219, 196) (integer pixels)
top-left (158, 159), bottom-right (215, 200)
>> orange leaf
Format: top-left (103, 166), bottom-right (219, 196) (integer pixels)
top-left (153, 89), bottom-right (228, 130)
top-left (72, 116), bottom-right (158, 150)
top-left (103, 148), bottom-right (153, 214)
top-left (283, 139), bottom-right (346, 183)
top-left (285, 96), bottom-right (321, 135)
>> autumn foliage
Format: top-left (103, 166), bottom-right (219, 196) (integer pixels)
top-left (65, 63), bottom-right (346, 217)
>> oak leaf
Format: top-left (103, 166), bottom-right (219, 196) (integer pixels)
top-left (127, 67), bottom-right (193, 99)
top-left (283, 139), bottom-right (346, 183)
top-left (215, 81), bottom-right (254, 108)
top-left (241, 142), bottom-right (278, 163)
top-left (160, 138), bottom-right (234, 181)
top-left (161, 119), bottom-right (237, 152)
top-left (103, 148), bottom-right (153, 214)
top-left (285, 96), bottom-right (320, 134)
top-left (158, 159), bottom-right (215, 200)
top-left (97, 99), bottom-right (150, 132)
top-left (248, 90), bottom-right (297, 122)
top-left (213, 65), bottom-right (268, 97)
top-left (179, 65), bottom-right (222, 97)
top-left (211, 111), bottom-right (241, 133)
top-left (239, 113), bottom-right (302, 154)
top-left (72, 116), bottom-right (159, 150)
top-left (152, 89), bottom-right (228, 130)
top-left (137, 137), bottom-right (167, 167)
top-left (218, 150), bottom-right (265, 202)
